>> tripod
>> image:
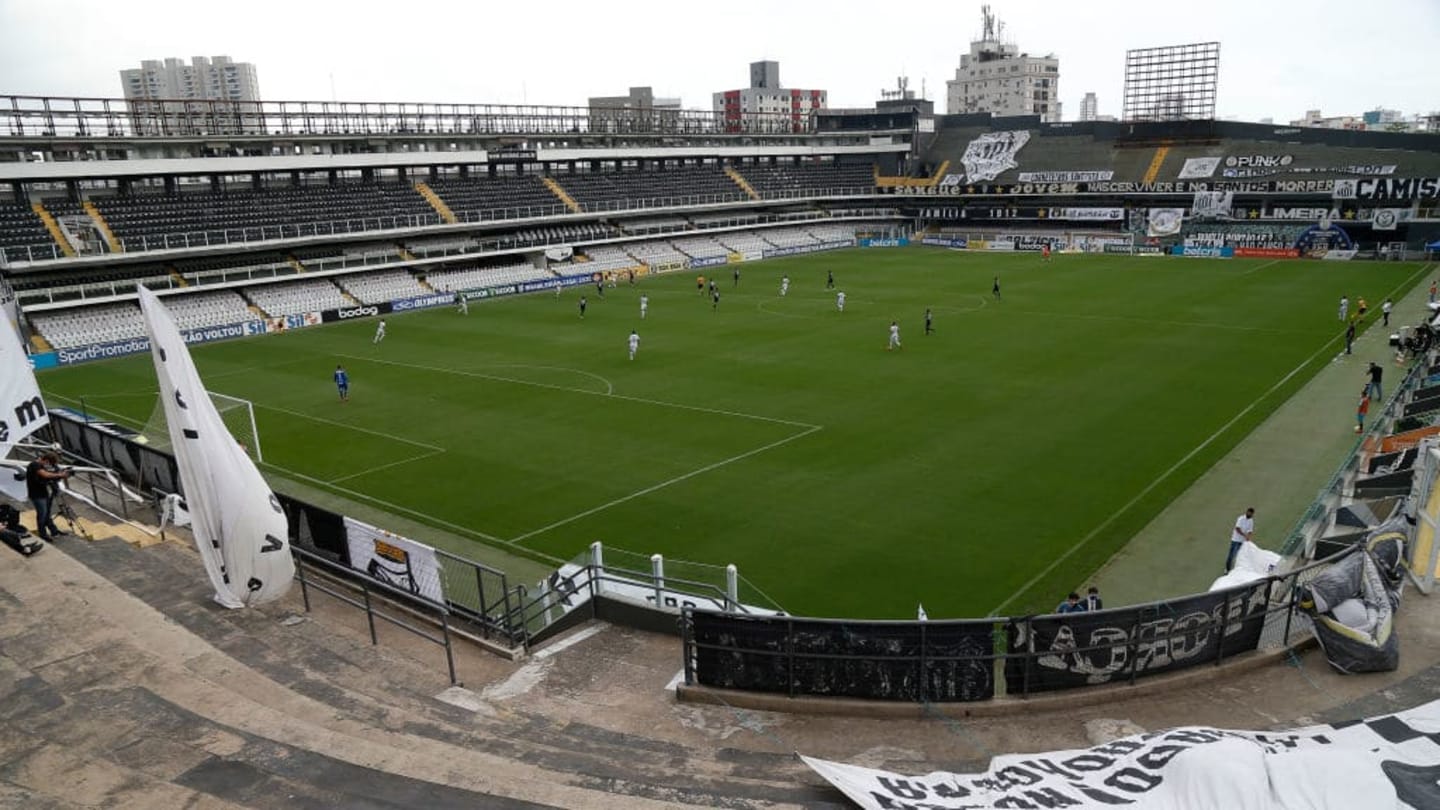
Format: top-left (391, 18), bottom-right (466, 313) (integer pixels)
top-left (50, 486), bottom-right (92, 541)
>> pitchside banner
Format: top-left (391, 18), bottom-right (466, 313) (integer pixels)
top-left (1005, 581), bottom-right (1269, 693)
top-left (802, 696), bottom-right (1440, 809)
top-left (343, 517), bottom-right (444, 604)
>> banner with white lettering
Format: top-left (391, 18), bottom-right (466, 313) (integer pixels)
top-left (1018, 171), bottom-right (1114, 183)
top-left (343, 516), bottom-right (444, 603)
top-left (1191, 190), bottom-right (1234, 219)
top-left (802, 697), bottom-right (1440, 809)
top-left (1047, 207), bottom-right (1125, 221)
top-left (1146, 208), bottom-right (1185, 237)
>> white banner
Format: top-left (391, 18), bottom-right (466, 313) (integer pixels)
top-left (1018, 170), bottom-right (1114, 183)
top-left (1147, 208), bottom-right (1185, 237)
top-left (138, 286), bottom-right (293, 608)
top-left (803, 697), bottom-right (1440, 809)
top-left (343, 516), bottom-right (444, 603)
top-left (1191, 190), bottom-right (1234, 219)
top-left (1370, 209), bottom-right (1406, 231)
top-left (0, 307), bottom-right (47, 460)
top-left (1177, 157), bottom-right (1220, 179)
top-left (960, 130), bottom-right (1031, 182)
top-left (1047, 207), bottom-right (1125, 221)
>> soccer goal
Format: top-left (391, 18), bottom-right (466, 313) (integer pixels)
top-left (141, 391), bottom-right (264, 462)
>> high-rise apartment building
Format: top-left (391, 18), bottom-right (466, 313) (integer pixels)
top-left (1079, 92), bottom-right (1098, 122)
top-left (712, 61), bottom-right (827, 134)
top-left (945, 8), bottom-right (1060, 122)
top-left (119, 56), bottom-right (262, 135)
top-left (588, 86), bottom-right (683, 134)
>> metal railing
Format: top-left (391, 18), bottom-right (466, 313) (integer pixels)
top-left (1280, 355), bottom-right (1430, 558)
top-left (681, 547), bottom-right (1355, 703)
top-left (3, 94), bottom-right (816, 140)
top-left (293, 547), bottom-right (459, 684)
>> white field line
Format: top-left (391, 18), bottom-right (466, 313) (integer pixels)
top-left (988, 260), bottom-right (1435, 617)
top-left (326, 448), bottom-right (447, 485)
top-left (258, 460), bottom-right (511, 545)
top-left (1003, 309), bottom-right (1315, 334)
top-left (338, 354), bottom-right (820, 430)
top-left (251, 402), bottom-right (445, 452)
top-left (507, 425), bottom-right (822, 545)
top-left (1239, 259), bottom-right (1282, 275)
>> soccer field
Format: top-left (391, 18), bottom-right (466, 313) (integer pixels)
top-left (37, 249), bottom-right (1429, 618)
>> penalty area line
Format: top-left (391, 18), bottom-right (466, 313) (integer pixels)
top-left (508, 425), bottom-right (822, 545)
top-left (986, 314), bottom-right (1367, 619)
top-left (326, 447), bottom-right (447, 485)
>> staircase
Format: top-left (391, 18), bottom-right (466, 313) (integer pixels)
top-left (167, 266), bottom-right (190, 288)
top-left (414, 181), bottom-right (458, 224)
top-left (874, 159), bottom-right (950, 189)
top-left (1, 534), bottom-right (837, 808)
top-left (81, 200), bottom-right (123, 253)
top-left (31, 201), bottom-right (76, 257)
top-left (286, 255), bottom-right (306, 273)
top-left (397, 244), bottom-right (418, 262)
top-left (29, 333), bottom-right (53, 352)
top-left (542, 176), bottom-right (583, 214)
top-left (1142, 145), bottom-right (1171, 184)
top-left (724, 166), bottom-right (762, 200)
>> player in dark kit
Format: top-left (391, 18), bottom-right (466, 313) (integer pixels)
top-left (712, 289), bottom-right (721, 311)
top-left (826, 270), bottom-right (835, 290)
top-left (924, 308), bottom-right (933, 335)
top-left (993, 276), bottom-right (1001, 301)
top-left (579, 296), bottom-right (588, 318)
top-left (733, 267), bottom-right (740, 287)
top-left (334, 365), bottom-right (349, 401)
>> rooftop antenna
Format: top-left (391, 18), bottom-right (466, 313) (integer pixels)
top-left (981, 5), bottom-right (996, 40)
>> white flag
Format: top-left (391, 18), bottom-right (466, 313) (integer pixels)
top-left (0, 303), bottom-right (48, 460)
top-left (137, 286), bottom-right (293, 608)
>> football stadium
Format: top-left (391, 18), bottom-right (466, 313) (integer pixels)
top-left (4, 3), bottom-right (1440, 807)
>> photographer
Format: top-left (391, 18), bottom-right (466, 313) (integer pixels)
top-left (25, 452), bottom-right (71, 541)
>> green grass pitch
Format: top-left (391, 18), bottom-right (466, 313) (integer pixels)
top-left (37, 249), bottom-right (1429, 618)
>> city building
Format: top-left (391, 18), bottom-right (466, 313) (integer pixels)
top-left (876, 76), bottom-right (935, 116)
top-left (712, 61), bottom-right (827, 134)
top-left (1289, 108), bottom-right (1435, 132)
top-left (118, 56), bottom-right (262, 135)
top-left (945, 7), bottom-right (1060, 122)
top-left (1079, 92), bottom-right (1098, 122)
top-left (587, 87), bottom-right (682, 134)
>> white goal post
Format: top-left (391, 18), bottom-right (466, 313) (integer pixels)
top-left (142, 390), bottom-right (264, 463)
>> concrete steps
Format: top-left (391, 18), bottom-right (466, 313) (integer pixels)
top-left (13, 537), bottom-right (837, 808)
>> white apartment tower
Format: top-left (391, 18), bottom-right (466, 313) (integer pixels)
top-left (1080, 92), bottom-right (1098, 122)
top-left (945, 7), bottom-right (1061, 122)
top-left (119, 56), bottom-right (262, 135)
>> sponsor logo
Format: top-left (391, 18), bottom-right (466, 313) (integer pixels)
top-left (56, 338), bottom-right (151, 365)
top-left (28, 352), bottom-right (57, 370)
top-left (12, 396), bottom-right (45, 429)
top-left (1016, 170), bottom-right (1114, 183)
top-left (1047, 207), bottom-right (1125, 221)
top-left (489, 150), bottom-right (537, 162)
top-left (1269, 207), bottom-right (1338, 220)
top-left (1322, 249), bottom-right (1358, 261)
top-left (1226, 154), bottom-right (1292, 168)
top-left (1372, 209), bottom-right (1400, 231)
top-left (1104, 244), bottom-right (1164, 255)
top-left (1174, 246), bottom-right (1235, 258)
top-left (1012, 235), bottom-right (1059, 251)
top-left (336, 305), bottom-right (379, 320)
top-left (986, 241), bottom-right (1015, 251)
top-left (390, 293), bottom-right (455, 311)
top-left (689, 255), bottom-right (729, 268)
top-left (858, 238), bottom-right (908, 248)
top-left (1234, 247), bottom-right (1299, 258)
top-left (959, 130), bottom-right (1031, 182)
top-left (921, 236), bottom-right (968, 249)
top-left (761, 241), bottom-right (853, 259)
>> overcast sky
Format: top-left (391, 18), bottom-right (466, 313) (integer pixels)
top-left (1, 0), bottom-right (1436, 124)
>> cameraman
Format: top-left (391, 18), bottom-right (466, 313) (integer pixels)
top-left (25, 452), bottom-right (71, 541)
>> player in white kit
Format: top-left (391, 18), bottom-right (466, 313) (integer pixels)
top-left (640, 294), bottom-right (649, 319)
top-left (627, 330), bottom-right (640, 360)
top-left (887, 321), bottom-right (902, 351)
top-left (836, 291), bottom-right (846, 312)
top-left (780, 275), bottom-right (790, 296)
top-left (373, 319), bottom-right (387, 343)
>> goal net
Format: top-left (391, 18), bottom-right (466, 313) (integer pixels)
top-left (141, 391), bottom-right (264, 462)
